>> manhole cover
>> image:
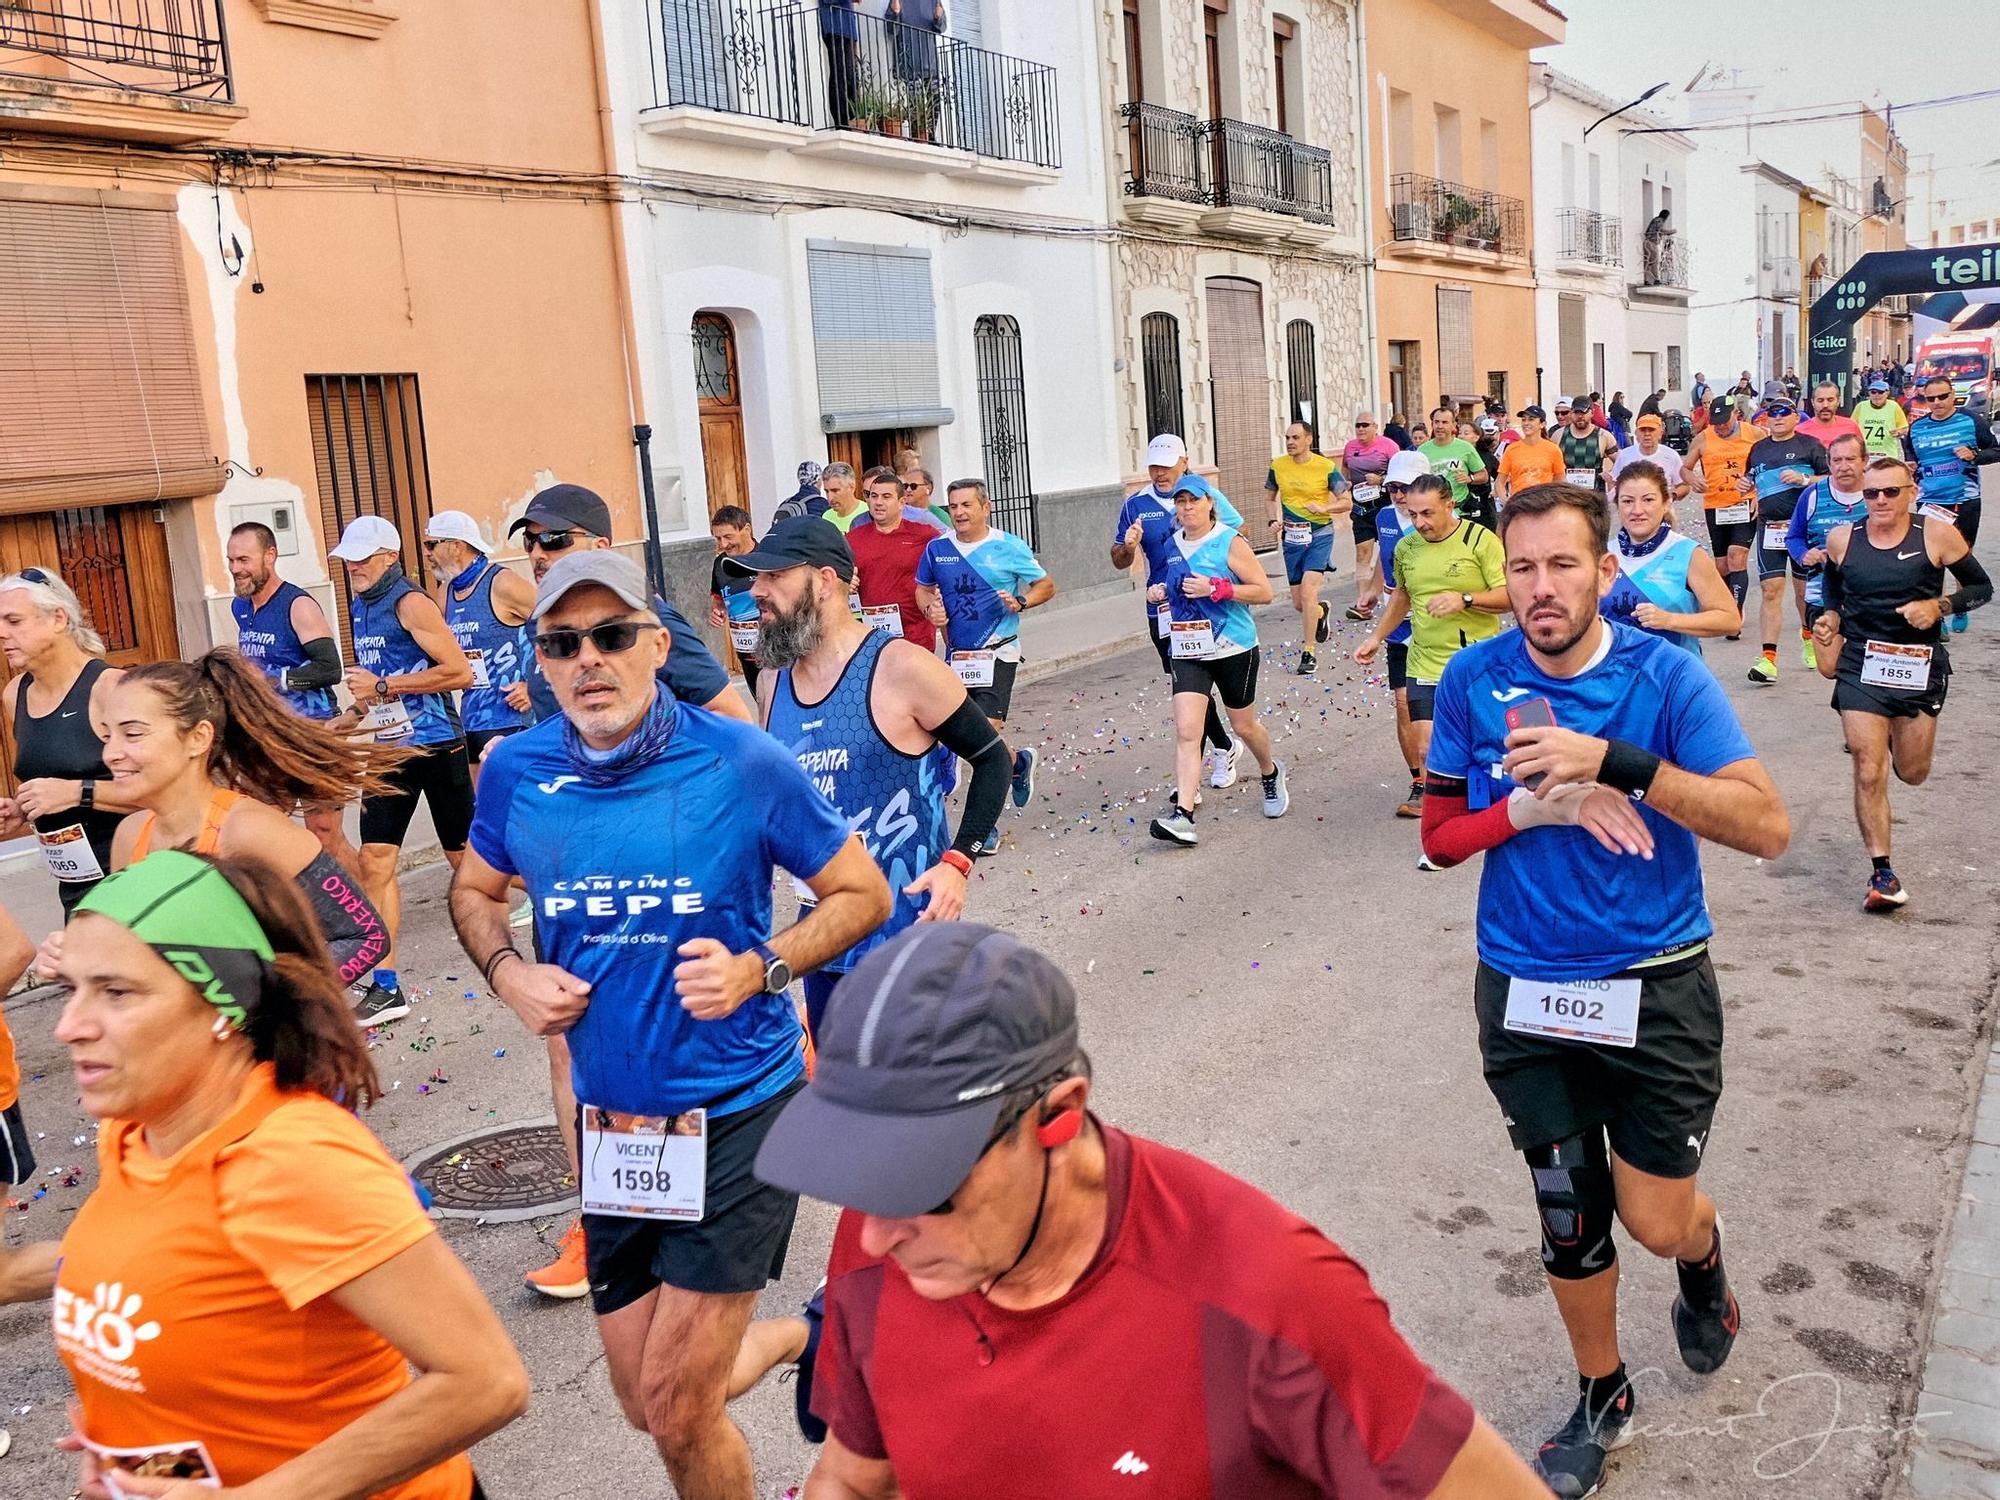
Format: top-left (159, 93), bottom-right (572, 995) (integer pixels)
top-left (405, 1117), bottom-right (575, 1221)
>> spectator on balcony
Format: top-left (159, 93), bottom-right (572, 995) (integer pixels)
top-left (889, 0), bottom-right (947, 104)
top-left (820, 0), bottom-right (864, 128)
top-left (1643, 207), bottom-right (1673, 282)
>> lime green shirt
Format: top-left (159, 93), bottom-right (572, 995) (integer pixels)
top-left (1391, 519), bottom-right (1507, 682)
top-left (1417, 438), bottom-right (1484, 507)
top-left (824, 504), bottom-right (867, 533)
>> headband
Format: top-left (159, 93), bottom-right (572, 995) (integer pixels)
top-left (74, 851), bottom-right (275, 1031)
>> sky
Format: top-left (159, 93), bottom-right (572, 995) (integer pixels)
top-left (1543, 0), bottom-right (2000, 241)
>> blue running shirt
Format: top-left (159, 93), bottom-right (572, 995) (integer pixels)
top-left (443, 559), bottom-right (532, 734)
top-left (914, 529), bottom-right (1047, 656)
top-left (350, 578), bottom-right (461, 745)
top-left (1906, 411), bottom-right (1982, 507)
top-left (231, 581), bottom-right (336, 719)
top-left (470, 706), bottom-right (851, 1116)
top-left (1113, 477), bottom-right (1244, 589)
top-left (1161, 526), bottom-right (1257, 656)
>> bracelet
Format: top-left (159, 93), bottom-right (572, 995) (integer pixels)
top-left (1210, 576), bottom-right (1236, 603)
top-left (940, 848), bottom-right (974, 877)
top-left (79, 778), bottom-right (94, 811)
top-left (1598, 739), bottom-right (1663, 801)
top-left (482, 946), bottom-right (523, 985)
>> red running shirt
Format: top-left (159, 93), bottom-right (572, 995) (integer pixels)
top-left (847, 518), bottom-right (942, 650)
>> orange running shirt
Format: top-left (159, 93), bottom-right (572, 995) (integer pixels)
top-left (0, 1010), bottom-right (17, 1113)
top-left (54, 1064), bottom-right (469, 1498)
top-left (1697, 423), bottom-right (1765, 510)
top-left (1497, 438), bottom-right (1566, 494)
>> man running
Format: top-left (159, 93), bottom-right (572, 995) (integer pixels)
top-left (426, 510), bottom-right (535, 771)
top-left (326, 515), bottom-right (474, 1025)
top-left (1342, 409), bottom-right (1401, 619)
top-left (1556, 397), bottom-right (1617, 496)
top-left (1786, 431), bottom-right (1870, 631)
top-left (1612, 412), bottom-right (1689, 498)
top-left (1496, 405), bottom-right (1565, 504)
top-left (742, 517), bottom-right (1011, 1034)
top-left (1365, 451), bottom-right (1432, 817)
top-left (1351, 473), bottom-right (1507, 839)
top-left (452, 548), bottom-right (890, 1500)
top-left (1905, 372), bottom-right (2000, 551)
top-left (1112, 434), bottom-right (1247, 790)
top-left (708, 506), bottom-right (763, 698)
top-left (1854, 376), bottom-right (1909, 458)
top-left (1741, 393), bottom-right (1828, 683)
top-left (1264, 421), bottom-right (1346, 673)
top-left (1812, 454), bottom-right (1991, 911)
top-left (897, 464), bottom-right (952, 531)
top-left (1798, 380), bottom-right (1861, 450)
top-left (848, 466), bottom-right (942, 648)
top-left (819, 463), bottom-right (868, 533)
top-left (1685, 394), bottom-right (1764, 622)
top-left (1420, 481), bottom-right (1790, 1498)
top-left (916, 477), bottom-right (1054, 849)
top-left (1418, 407), bottom-right (1489, 521)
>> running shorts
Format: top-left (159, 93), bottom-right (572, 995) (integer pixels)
top-left (1281, 527), bottom-right (1336, 585)
top-left (464, 726), bottom-right (520, 765)
top-left (1170, 648), bottom-right (1259, 711)
top-left (1833, 670), bottom-right (1948, 720)
top-left (1386, 640), bottom-right (1409, 694)
top-left (0, 1101), bottom-right (35, 1187)
top-left (1755, 505), bottom-right (1800, 580)
top-left (966, 657), bottom-right (1020, 725)
top-left (1406, 678), bottom-right (1438, 721)
top-left (1704, 512), bottom-right (1755, 558)
top-left (358, 740), bottom-right (473, 851)
top-left (1350, 500), bottom-right (1381, 545)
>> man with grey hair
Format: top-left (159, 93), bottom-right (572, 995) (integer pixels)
top-left (820, 463), bottom-right (867, 532)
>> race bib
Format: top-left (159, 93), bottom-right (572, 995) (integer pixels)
top-left (847, 591), bottom-right (863, 619)
top-left (951, 650), bottom-right (997, 687)
top-left (464, 649), bottom-right (490, 690)
top-left (1920, 503), bottom-right (1959, 524)
top-left (729, 623), bottom-right (760, 654)
top-left (1860, 639), bottom-right (1933, 691)
top-left (861, 604), bottom-right (904, 637)
top-left (1565, 468), bottom-right (1598, 488)
top-left (38, 823), bottom-right (102, 884)
top-left (1169, 619), bottom-right (1216, 659)
top-left (580, 1105), bottom-right (707, 1221)
top-left (360, 698), bottom-right (414, 743)
top-left (1283, 522), bottom-right (1314, 547)
top-left (1352, 483), bottom-right (1381, 506)
top-left (1762, 521), bottom-right (1789, 551)
top-left (85, 1437), bottom-right (221, 1494)
top-left (1712, 502), bottom-right (1752, 524)
top-left (1503, 975), bottom-right (1641, 1049)
top-left (1154, 603), bottom-right (1171, 639)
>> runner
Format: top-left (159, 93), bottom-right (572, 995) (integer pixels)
top-left (53, 850), bottom-right (528, 1497)
top-left (1342, 409), bottom-right (1401, 619)
top-left (451, 548), bottom-right (890, 1500)
top-left (1496, 406), bottom-right (1565, 505)
top-left (848, 466), bottom-right (943, 649)
top-left (1112, 435), bottom-right (1248, 791)
top-left (1787, 431), bottom-right (1871, 635)
top-left (1685, 395), bottom-right (1765, 624)
top-left (1351, 473), bottom-right (1507, 842)
top-left (1556, 397), bottom-right (1618, 496)
top-left (1471, 418), bottom-right (1504, 529)
top-left (1145, 477), bottom-right (1289, 845)
top-left (1604, 461), bottom-right (1740, 655)
top-left (1905, 371), bottom-right (1999, 553)
top-left (1812, 454), bottom-right (1991, 911)
top-left (915, 476), bottom-right (1055, 845)
top-left (753, 922), bottom-right (1551, 1500)
top-left (1367, 451), bottom-right (1432, 817)
top-left (426, 510), bottom-right (535, 772)
top-left (1611, 413), bottom-right (1689, 499)
top-left (1798, 380), bottom-right (1861, 450)
top-left (820, 463), bottom-right (868, 533)
top-left (326, 516), bottom-right (474, 1025)
top-left (0, 571), bottom-right (133, 912)
top-left (1263, 420), bottom-right (1347, 674)
top-left (226, 523), bottom-right (355, 868)
top-left (897, 464), bottom-right (952, 531)
top-left (709, 506), bottom-right (763, 698)
top-left (1420, 481), bottom-right (1790, 1499)
top-left (745, 517), bottom-right (1010, 1027)
top-left (1740, 393), bottom-right (1828, 684)
top-left (775, 460), bottom-right (829, 521)
top-left (1854, 376), bottom-right (1910, 458)
top-left (0, 905), bottom-right (57, 1348)
top-left (1418, 407), bottom-right (1489, 521)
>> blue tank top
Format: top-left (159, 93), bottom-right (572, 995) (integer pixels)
top-left (765, 630), bottom-right (950, 973)
top-left (1162, 526), bottom-right (1257, 656)
top-left (1908, 411), bottom-right (1979, 506)
top-left (350, 577), bottom-right (460, 745)
top-left (231, 581), bottom-right (336, 719)
top-left (1613, 531), bottom-right (1702, 656)
top-left (443, 559), bottom-right (531, 734)
top-left (1797, 480), bottom-right (1869, 607)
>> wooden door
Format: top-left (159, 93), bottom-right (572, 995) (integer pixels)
top-left (693, 314), bottom-right (749, 517)
top-left (1204, 276), bottom-right (1270, 532)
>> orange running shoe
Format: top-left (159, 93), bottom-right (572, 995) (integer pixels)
top-left (524, 1218), bottom-right (589, 1300)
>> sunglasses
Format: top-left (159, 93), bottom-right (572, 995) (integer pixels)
top-left (1384, 482), bottom-right (1411, 497)
top-left (17, 566), bottom-right (49, 586)
top-left (1860, 485), bottom-right (1908, 500)
top-left (523, 528), bottom-right (585, 553)
top-left (1765, 406), bottom-right (1795, 418)
top-left (922, 1082), bottom-right (1059, 1217)
top-left (533, 620), bottom-right (654, 659)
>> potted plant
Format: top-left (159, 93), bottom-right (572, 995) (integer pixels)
top-left (1440, 193), bottom-right (1478, 244)
top-left (907, 81), bottom-right (939, 144)
top-left (876, 80), bottom-right (906, 138)
top-left (1475, 214), bottom-right (1502, 252)
top-left (848, 78), bottom-right (881, 133)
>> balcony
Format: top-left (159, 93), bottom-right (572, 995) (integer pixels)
top-left (0, 0), bottom-right (243, 143)
top-left (1632, 233), bottom-right (1691, 301)
top-left (1763, 256), bottom-right (1800, 298)
top-left (641, 3), bottom-right (1059, 184)
top-left (1387, 172), bottom-right (1525, 261)
top-left (1118, 102), bottom-right (1337, 245)
top-left (1555, 207), bottom-right (1620, 269)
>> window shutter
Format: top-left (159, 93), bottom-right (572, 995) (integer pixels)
top-left (0, 193), bottom-right (223, 515)
top-left (1436, 285), bottom-right (1474, 398)
top-left (807, 242), bottom-right (953, 431)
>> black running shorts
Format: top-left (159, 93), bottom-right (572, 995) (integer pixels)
top-left (1170, 649), bottom-right (1259, 711)
top-left (358, 740), bottom-right (473, 852)
top-left (1833, 672), bottom-right (1948, 720)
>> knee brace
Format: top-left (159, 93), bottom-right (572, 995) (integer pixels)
top-left (1525, 1131), bottom-right (1618, 1280)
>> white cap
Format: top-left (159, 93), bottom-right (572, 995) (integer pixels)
top-left (424, 509), bottom-right (489, 552)
top-left (1384, 450), bottom-right (1432, 487)
top-left (1476, 416), bottom-right (1499, 433)
top-left (1144, 434), bottom-right (1187, 467)
top-left (329, 514), bottom-right (402, 561)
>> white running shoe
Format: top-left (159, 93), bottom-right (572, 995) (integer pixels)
top-left (1207, 738), bottom-right (1245, 789)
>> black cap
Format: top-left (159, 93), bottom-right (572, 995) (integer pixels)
top-left (1707, 395), bottom-right (1736, 424)
top-left (721, 515), bottom-right (855, 582)
top-left (1518, 404), bottom-right (1547, 420)
top-left (509, 483), bottom-right (613, 540)
top-left (754, 925), bottom-right (1081, 1218)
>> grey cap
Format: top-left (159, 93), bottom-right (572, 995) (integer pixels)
top-left (531, 549), bottom-right (651, 622)
top-left (754, 925), bottom-right (1081, 1218)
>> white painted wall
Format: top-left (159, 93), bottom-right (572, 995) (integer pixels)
top-left (1685, 146), bottom-right (1763, 390)
top-left (1620, 130), bottom-right (1693, 406)
top-left (1531, 81), bottom-right (1628, 404)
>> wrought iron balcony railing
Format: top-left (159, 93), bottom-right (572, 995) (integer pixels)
top-left (1557, 207), bottom-right (1621, 266)
top-left (1639, 233), bottom-right (1690, 288)
top-left (1121, 104), bottom-right (1336, 226)
top-left (1388, 173), bottom-right (1524, 257)
top-left (0, 0), bottom-right (231, 100)
top-left (1120, 100), bottom-right (1204, 203)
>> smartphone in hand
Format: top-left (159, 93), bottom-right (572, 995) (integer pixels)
top-left (1505, 698), bottom-right (1557, 790)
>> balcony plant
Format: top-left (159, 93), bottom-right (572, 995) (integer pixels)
top-left (874, 80), bottom-right (906, 138)
top-left (907, 81), bottom-right (939, 144)
top-left (1474, 214), bottom-right (1502, 252)
top-left (850, 79), bottom-right (886, 133)
top-left (1440, 193), bottom-right (1480, 244)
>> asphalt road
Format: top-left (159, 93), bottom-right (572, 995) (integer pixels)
top-left (3, 572), bottom-right (1995, 1499)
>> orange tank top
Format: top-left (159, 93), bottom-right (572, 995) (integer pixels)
top-left (128, 787), bottom-right (244, 861)
top-left (1699, 424), bottom-right (1764, 509)
top-left (54, 1064), bottom-right (471, 1498)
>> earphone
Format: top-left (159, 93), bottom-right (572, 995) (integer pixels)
top-left (1036, 1107), bottom-right (1082, 1149)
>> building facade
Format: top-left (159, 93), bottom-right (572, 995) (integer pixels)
top-left (1529, 70), bottom-right (1630, 407)
top-left (1686, 152), bottom-right (1816, 387)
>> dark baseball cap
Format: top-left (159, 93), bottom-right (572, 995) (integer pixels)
top-left (754, 925), bottom-right (1082, 1218)
top-left (1518, 404), bottom-right (1547, 420)
top-left (721, 515), bottom-right (855, 582)
top-left (1707, 395), bottom-right (1736, 424)
top-left (508, 483), bottom-right (613, 540)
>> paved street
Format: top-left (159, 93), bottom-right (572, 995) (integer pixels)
top-left (3, 573), bottom-right (1996, 1499)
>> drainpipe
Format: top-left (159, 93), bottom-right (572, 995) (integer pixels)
top-left (585, 0), bottom-right (666, 597)
top-left (1353, 0), bottom-right (1382, 418)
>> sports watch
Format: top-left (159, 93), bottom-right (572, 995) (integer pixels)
top-left (753, 942), bottom-right (791, 995)
top-left (1461, 593), bottom-right (1475, 609)
top-left (373, 678), bottom-right (391, 698)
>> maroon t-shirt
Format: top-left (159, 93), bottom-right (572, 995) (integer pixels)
top-left (847, 518), bottom-right (941, 650)
top-left (813, 1126), bottom-right (1475, 1498)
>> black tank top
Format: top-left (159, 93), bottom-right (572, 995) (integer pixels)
top-left (13, 658), bottom-right (123, 880)
top-left (1559, 427), bottom-right (1605, 490)
top-left (1835, 521), bottom-right (1949, 677)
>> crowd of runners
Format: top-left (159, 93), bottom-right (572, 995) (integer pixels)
top-left (0, 366), bottom-right (1987, 1499)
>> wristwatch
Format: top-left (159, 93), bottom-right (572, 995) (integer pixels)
top-left (1461, 593), bottom-right (1475, 609)
top-left (752, 942), bottom-right (791, 996)
top-left (79, 777), bottom-right (95, 811)
top-left (373, 678), bottom-right (391, 698)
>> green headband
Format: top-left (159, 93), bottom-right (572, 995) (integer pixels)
top-left (74, 851), bottom-right (275, 1032)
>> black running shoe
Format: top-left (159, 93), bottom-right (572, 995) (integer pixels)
top-left (793, 1281), bottom-right (828, 1444)
top-left (1297, 650), bottom-right (1317, 676)
top-left (1672, 1285), bottom-right (1741, 1375)
top-left (1535, 1384), bottom-right (1637, 1498)
top-left (353, 982), bottom-right (410, 1028)
top-left (1315, 600), bottom-right (1331, 644)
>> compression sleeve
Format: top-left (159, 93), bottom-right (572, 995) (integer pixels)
top-left (284, 636), bottom-right (344, 691)
top-left (929, 696), bottom-right (1009, 856)
top-left (296, 852), bottom-right (389, 987)
top-left (1418, 773), bottom-right (1516, 869)
top-left (1948, 550), bottom-right (1993, 613)
top-left (1970, 417), bottom-right (2000, 468)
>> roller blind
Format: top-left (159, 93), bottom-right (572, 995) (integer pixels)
top-left (1436, 285), bottom-right (1474, 397)
top-left (0, 194), bottom-right (223, 515)
top-left (807, 241), bottom-right (953, 431)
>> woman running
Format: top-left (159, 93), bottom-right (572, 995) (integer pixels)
top-left (51, 850), bottom-right (527, 1497)
top-left (1147, 477), bottom-right (1289, 847)
top-left (1606, 461), bottom-right (1741, 656)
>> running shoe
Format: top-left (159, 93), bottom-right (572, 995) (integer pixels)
top-left (1535, 1383), bottom-right (1637, 1499)
top-left (1671, 1279), bottom-right (1741, 1375)
top-left (1416, 852), bottom-right (1441, 872)
top-left (1345, 603), bottom-right (1375, 622)
top-left (1148, 807), bottom-right (1199, 846)
top-left (353, 981), bottom-right (411, 1028)
top-left (1163, 781), bottom-right (1204, 808)
top-left (793, 1281), bottom-right (829, 1444)
top-left (1800, 635), bottom-right (1817, 671)
top-left (1864, 867), bottom-right (1908, 911)
top-left (524, 1218), bottom-right (589, 1300)
top-left (1010, 745), bottom-right (1039, 808)
top-left (976, 826), bottom-right (1002, 858)
top-left (1315, 601), bottom-right (1331, 644)
top-left (0, 1427), bottom-right (10, 1460)
top-left (1396, 780), bottom-right (1424, 819)
top-left (1949, 609), bottom-right (1969, 634)
top-left (1207, 738), bottom-right (1244, 789)
top-left (1296, 650), bottom-right (1317, 677)
top-left (1746, 655), bottom-right (1777, 686)
top-left (1261, 760), bottom-right (1290, 818)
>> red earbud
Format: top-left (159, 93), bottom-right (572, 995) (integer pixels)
top-left (1037, 1107), bottom-right (1082, 1149)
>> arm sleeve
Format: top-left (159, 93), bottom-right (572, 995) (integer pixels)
top-left (1419, 774), bottom-right (1517, 869)
top-left (284, 635), bottom-right (344, 691)
top-left (930, 696), bottom-right (1009, 855)
top-left (297, 852), bottom-right (390, 989)
top-left (652, 594), bottom-right (731, 706)
top-left (1947, 549), bottom-right (1993, 612)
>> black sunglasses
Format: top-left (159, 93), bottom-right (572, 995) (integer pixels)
top-left (1384, 482), bottom-right (1411, 496)
top-left (1860, 484), bottom-right (1908, 500)
top-left (534, 620), bottom-right (654, 659)
top-left (17, 566), bottom-right (49, 586)
top-left (523, 528), bottom-right (585, 553)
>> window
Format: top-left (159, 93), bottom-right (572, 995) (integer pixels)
top-left (306, 374), bottom-right (434, 654)
top-left (1433, 105), bottom-right (1461, 182)
top-left (1557, 294), bottom-right (1585, 395)
top-left (1285, 319), bottom-right (1318, 431)
top-left (1141, 312), bottom-right (1186, 444)
top-left (1591, 342), bottom-right (1607, 399)
top-left (1436, 286), bottom-right (1473, 397)
top-left (1388, 89), bottom-right (1414, 178)
top-left (806, 241), bottom-right (949, 431)
top-left (1387, 339), bottom-right (1422, 424)
top-left (1667, 345), bottom-right (1683, 390)
top-left (1642, 176), bottom-right (1655, 223)
top-left (1203, 0), bottom-right (1227, 121)
top-left (1480, 120), bottom-right (1499, 191)
top-left (973, 315), bottom-right (1038, 547)
top-left (1272, 16), bottom-right (1297, 137)
top-left (1487, 371), bottom-right (1509, 410)
top-left (1587, 152), bottom-right (1601, 213)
